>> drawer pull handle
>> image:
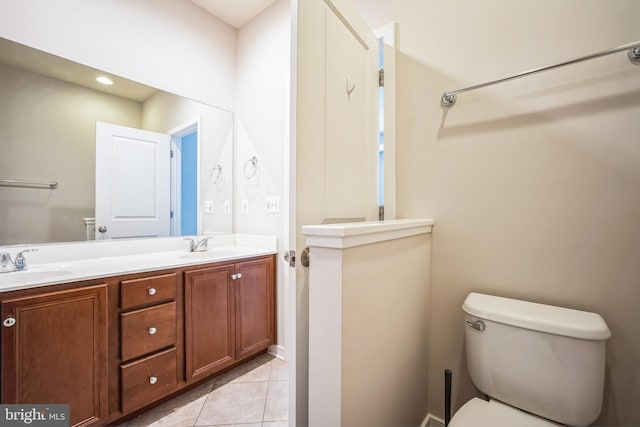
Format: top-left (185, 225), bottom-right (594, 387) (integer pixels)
top-left (149, 376), bottom-right (158, 385)
top-left (148, 288), bottom-right (157, 296)
top-left (148, 327), bottom-right (157, 335)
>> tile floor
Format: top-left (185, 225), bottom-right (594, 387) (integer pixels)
top-left (120, 353), bottom-right (288, 427)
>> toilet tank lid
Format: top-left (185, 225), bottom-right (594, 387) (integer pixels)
top-left (463, 293), bottom-right (611, 340)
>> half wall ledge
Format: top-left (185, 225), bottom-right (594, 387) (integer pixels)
top-left (301, 218), bottom-right (434, 249)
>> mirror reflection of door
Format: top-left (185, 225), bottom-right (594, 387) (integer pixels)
top-left (95, 122), bottom-right (170, 240)
top-left (95, 120), bottom-right (202, 240)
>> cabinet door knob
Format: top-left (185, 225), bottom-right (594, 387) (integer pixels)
top-left (148, 327), bottom-right (157, 335)
top-left (149, 376), bottom-right (158, 385)
top-left (231, 274), bottom-right (237, 280)
top-left (148, 288), bottom-right (157, 296)
top-left (3, 317), bottom-right (16, 327)
top-left (236, 273), bottom-right (242, 279)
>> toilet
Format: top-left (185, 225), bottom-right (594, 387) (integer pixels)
top-left (449, 292), bottom-right (611, 427)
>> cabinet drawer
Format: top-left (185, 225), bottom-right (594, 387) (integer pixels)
top-left (121, 302), bottom-right (176, 361)
top-left (121, 347), bottom-right (177, 414)
top-left (121, 273), bottom-right (177, 310)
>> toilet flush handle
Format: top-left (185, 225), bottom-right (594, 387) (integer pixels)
top-left (466, 319), bottom-right (485, 331)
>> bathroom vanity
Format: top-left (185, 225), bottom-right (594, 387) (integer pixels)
top-left (0, 235), bottom-right (276, 426)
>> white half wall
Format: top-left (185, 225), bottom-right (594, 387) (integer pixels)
top-left (304, 219), bottom-right (433, 427)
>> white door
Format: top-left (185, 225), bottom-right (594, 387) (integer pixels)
top-left (95, 122), bottom-right (171, 240)
top-left (290, 0), bottom-right (379, 425)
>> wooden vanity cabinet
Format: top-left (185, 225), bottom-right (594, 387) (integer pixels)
top-left (0, 284), bottom-right (108, 427)
top-left (184, 264), bottom-right (236, 381)
top-left (119, 273), bottom-right (179, 414)
top-left (234, 257), bottom-right (276, 360)
top-left (0, 254), bottom-right (275, 426)
top-left (184, 256), bottom-right (275, 383)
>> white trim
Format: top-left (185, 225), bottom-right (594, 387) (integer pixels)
top-left (288, 0), bottom-right (298, 425)
top-left (308, 246), bottom-right (343, 427)
top-left (302, 219), bottom-right (433, 249)
top-left (374, 21), bottom-right (398, 221)
top-left (167, 116), bottom-right (202, 236)
top-left (421, 413), bottom-right (445, 427)
top-left (268, 345), bottom-right (287, 360)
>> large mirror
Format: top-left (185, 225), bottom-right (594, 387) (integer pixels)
top-left (0, 37), bottom-right (234, 245)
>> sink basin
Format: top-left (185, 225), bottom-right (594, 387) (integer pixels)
top-left (178, 249), bottom-right (247, 260)
top-left (11, 270), bottom-right (72, 280)
top-left (2, 269), bottom-right (73, 285)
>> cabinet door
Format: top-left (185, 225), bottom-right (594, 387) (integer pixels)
top-left (1, 285), bottom-right (108, 427)
top-left (184, 264), bottom-right (235, 382)
top-left (235, 257), bottom-right (275, 360)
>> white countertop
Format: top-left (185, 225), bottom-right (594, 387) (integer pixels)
top-left (0, 234), bottom-right (277, 293)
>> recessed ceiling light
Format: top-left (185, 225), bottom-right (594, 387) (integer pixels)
top-left (96, 76), bottom-right (113, 85)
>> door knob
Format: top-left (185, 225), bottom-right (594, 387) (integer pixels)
top-left (98, 226), bottom-right (107, 233)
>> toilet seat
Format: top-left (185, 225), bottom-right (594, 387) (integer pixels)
top-left (448, 398), bottom-right (562, 427)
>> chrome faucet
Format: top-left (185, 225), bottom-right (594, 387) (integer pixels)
top-left (0, 249), bottom-right (38, 273)
top-left (184, 237), bottom-right (211, 252)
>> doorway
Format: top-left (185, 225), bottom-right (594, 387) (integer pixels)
top-left (169, 118), bottom-right (202, 236)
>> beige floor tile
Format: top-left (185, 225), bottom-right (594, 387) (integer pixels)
top-left (262, 422), bottom-right (289, 427)
top-left (202, 424), bottom-right (262, 427)
top-left (121, 379), bottom-right (215, 427)
top-left (214, 353), bottom-right (274, 384)
top-left (269, 358), bottom-right (289, 381)
top-left (196, 382), bottom-right (268, 425)
top-left (263, 381), bottom-right (289, 422)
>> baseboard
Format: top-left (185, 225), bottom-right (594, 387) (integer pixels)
top-left (268, 344), bottom-right (286, 360)
top-left (420, 413), bottom-right (445, 427)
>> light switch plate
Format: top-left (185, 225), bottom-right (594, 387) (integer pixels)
top-left (241, 199), bottom-right (249, 214)
top-left (204, 200), bottom-right (214, 213)
top-left (265, 196), bottom-right (280, 213)
top-left (224, 200), bottom-right (231, 215)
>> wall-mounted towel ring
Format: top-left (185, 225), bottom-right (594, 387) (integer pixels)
top-left (210, 165), bottom-right (223, 184)
top-left (244, 156), bottom-right (258, 179)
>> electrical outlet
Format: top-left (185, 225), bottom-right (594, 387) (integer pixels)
top-left (204, 200), bottom-right (214, 213)
top-left (265, 196), bottom-right (280, 213)
top-left (224, 200), bottom-right (231, 215)
top-left (241, 199), bottom-right (249, 214)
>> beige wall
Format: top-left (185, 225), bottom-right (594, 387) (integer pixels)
top-left (0, 62), bottom-right (142, 244)
top-left (353, 1), bottom-right (640, 425)
top-left (235, 0), bottom-right (291, 353)
top-left (342, 234), bottom-right (431, 426)
top-left (142, 91), bottom-right (234, 235)
top-left (0, 0), bottom-right (237, 111)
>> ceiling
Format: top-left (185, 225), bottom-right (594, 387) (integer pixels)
top-left (190, 0), bottom-right (279, 29)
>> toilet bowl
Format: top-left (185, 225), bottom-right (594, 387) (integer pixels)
top-left (448, 293), bottom-right (611, 427)
top-left (449, 398), bottom-right (561, 427)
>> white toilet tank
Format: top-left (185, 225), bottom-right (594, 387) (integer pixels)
top-left (463, 293), bottom-right (611, 426)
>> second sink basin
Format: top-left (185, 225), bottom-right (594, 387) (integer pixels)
top-left (177, 248), bottom-right (247, 260)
